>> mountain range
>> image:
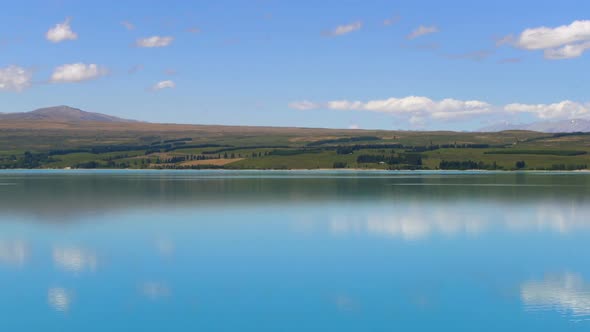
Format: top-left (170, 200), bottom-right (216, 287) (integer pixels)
top-left (0, 106), bottom-right (137, 123)
top-left (1, 106), bottom-right (590, 133)
top-left (479, 119), bottom-right (590, 133)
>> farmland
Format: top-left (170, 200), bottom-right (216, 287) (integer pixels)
top-left (1, 120), bottom-right (589, 170)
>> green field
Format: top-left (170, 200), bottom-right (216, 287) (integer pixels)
top-left (1, 120), bottom-right (589, 171)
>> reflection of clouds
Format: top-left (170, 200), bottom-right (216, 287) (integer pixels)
top-left (331, 209), bottom-right (486, 240)
top-left (140, 282), bottom-right (171, 300)
top-left (53, 247), bottom-right (98, 273)
top-left (506, 205), bottom-right (590, 234)
top-left (329, 203), bottom-right (590, 240)
top-left (155, 238), bottom-right (175, 257)
top-left (334, 295), bottom-right (357, 312)
top-left (0, 240), bottom-right (29, 267)
top-left (48, 287), bottom-right (72, 312)
top-left (521, 273), bottom-right (590, 319)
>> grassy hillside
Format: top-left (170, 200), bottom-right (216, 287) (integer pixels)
top-left (1, 120), bottom-right (589, 170)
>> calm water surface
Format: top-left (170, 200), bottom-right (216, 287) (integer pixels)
top-left (1, 170), bottom-right (590, 331)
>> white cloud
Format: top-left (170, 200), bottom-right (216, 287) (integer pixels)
top-left (327, 21), bottom-right (362, 36)
top-left (348, 124), bottom-right (360, 130)
top-left (515, 20), bottom-right (590, 50)
top-left (292, 97), bottom-right (590, 123)
top-left (136, 36), bottom-right (174, 48)
top-left (121, 21), bottom-right (135, 30)
top-left (152, 80), bottom-right (175, 91)
top-left (291, 96), bottom-right (491, 121)
top-left (544, 41), bottom-right (590, 60)
top-left (288, 100), bottom-right (319, 111)
top-left (407, 25), bottom-right (438, 39)
top-left (505, 20), bottom-right (590, 59)
top-left (50, 63), bottom-right (107, 83)
top-left (0, 66), bottom-right (32, 92)
top-left (505, 100), bottom-right (590, 120)
top-left (46, 18), bottom-right (78, 43)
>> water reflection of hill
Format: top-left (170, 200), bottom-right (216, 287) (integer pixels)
top-left (0, 171), bottom-right (589, 221)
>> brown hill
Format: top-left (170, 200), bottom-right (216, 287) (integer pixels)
top-left (0, 106), bottom-right (137, 123)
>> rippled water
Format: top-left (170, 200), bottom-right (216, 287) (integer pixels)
top-left (1, 170), bottom-right (590, 331)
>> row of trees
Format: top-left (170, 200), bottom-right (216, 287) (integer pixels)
top-left (439, 160), bottom-right (525, 170)
top-left (356, 153), bottom-right (423, 166)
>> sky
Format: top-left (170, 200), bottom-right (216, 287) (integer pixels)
top-left (0, 0), bottom-right (589, 131)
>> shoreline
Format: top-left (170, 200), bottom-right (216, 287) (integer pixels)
top-left (1, 168), bottom-right (589, 173)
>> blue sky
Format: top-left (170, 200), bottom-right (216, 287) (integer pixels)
top-left (1, 0), bottom-right (589, 130)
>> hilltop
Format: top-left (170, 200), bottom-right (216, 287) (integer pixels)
top-left (0, 106), bottom-right (137, 123)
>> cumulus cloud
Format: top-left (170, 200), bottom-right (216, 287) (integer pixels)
top-left (291, 96), bottom-right (491, 121)
top-left (292, 96), bottom-right (590, 123)
top-left (46, 18), bottom-right (78, 43)
top-left (544, 41), bottom-right (590, 60)
top-left (152, 80), bottom-right (175, 91)
top-left (515, 20), bottom-right (590, 50)
top-left (407, 25), bottom-right (438, 39)
top-left (121, 21), bottom-right (135, 30)
top-left (288, 100), bottom-right (320, 111)
top-left (504, 20), bottom-right (590, 59)
top-left (50, 63), bottom-right (107, 83)
top-left (136, 36), bottom-right (174, 48)
top-left (0, 65), bottom-right (32, 91)
top-left (505, 100), bottom-right (590, 120)
top-left (326, 21), bottom-right (362, 36)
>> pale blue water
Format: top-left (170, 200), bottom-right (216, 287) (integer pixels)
top-left (1, 170), bottom-right (590, 331)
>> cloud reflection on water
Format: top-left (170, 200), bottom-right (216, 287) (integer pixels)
top-left (140, 282), bottom-right (171, 300)
top-left (521, 273), bottom-right (590, 321)
top-left (0, 240), bottom-right (29, 267)
top-left (52, 247), bottom-right (98, 273)
top-left (48, 287), bottom-right (72, 312)
top-left (328, 203), bottom-right (590, 240)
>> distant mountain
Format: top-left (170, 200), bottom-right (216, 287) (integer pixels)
top-left (0, 106), bottom-right (138, 123)
top-left (479, 119), bottom-right (590, 133)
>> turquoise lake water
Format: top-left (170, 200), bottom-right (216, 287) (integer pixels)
top-left (1, 170), bottom-right (590, 331)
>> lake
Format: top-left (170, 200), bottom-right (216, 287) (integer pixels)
top-left (1, 170), bottom-right (590, 331)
